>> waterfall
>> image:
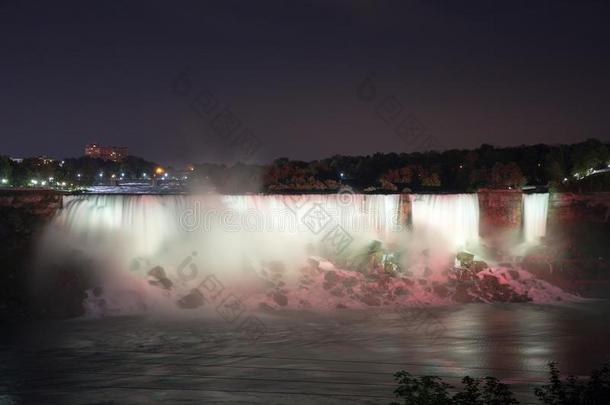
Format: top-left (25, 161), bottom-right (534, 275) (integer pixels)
top-left (410, 194), bottom-right (480, 251)
top-left (522, 193), bottom-right (549, 244)
top-left (51, 194), bottom-right (403, 261)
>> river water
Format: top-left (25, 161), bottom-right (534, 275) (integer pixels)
top-left (2, 299), bottom-right (610, 404)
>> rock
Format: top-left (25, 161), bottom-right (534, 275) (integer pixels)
top-left (331, 288), bottom-right (345, 297)
top-left (272, 291), bottom-right (288, 306)
top-left (417, 278), bottom-right (427, 285)
top-left (336, 303), bottom-right (348, 309)
top-left (508, 269), bottom-right (520, 280)
top-left (453, 285), bottom-right (475, 303)
top-left (342, 277), bottom-right (359, 288)
top-left (299, 299), bottom-right (312, 308)
top-left (456, 251), bottom-right (474, 267)
top-left (472, 261), bottom-right (488, 273)
top-left (177, 289), bottom-right (204, 309)
top-left (360, 294), bottom-right (381, 306)
top-left (324, 271), bottom-right (340, 284)
top-left (433, 285), bottom-right (449, 298)
top-left (148, 265), bottom-right (166, 279)
top-left (423, 267), bottom-right (433, 277)
top-left (147, 266), bottom-right (173, 290)
top-left (259, 302), bottom-right (275, 312)
top-left (394, 286), bottom-right (407, 296)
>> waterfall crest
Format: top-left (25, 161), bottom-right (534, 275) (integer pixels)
top-left (410, 194), bottom-right (480, 251)
top-left (522, 193), bottom-right (549, 244)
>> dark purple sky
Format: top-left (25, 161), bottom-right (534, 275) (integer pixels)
top-left (1, 0), bottom-right (609, 166)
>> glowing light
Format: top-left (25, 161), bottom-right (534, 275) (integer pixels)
top-left (410, 194), bottom-right (479, 250)
top-left (30, 179), bottom-right (38, 185)
top-left (523, 194), bottom-right (549, 244)
top-left (142, 173), bottom-right (148, 177)
top-left (41, 181), bottom-right (47, 186)
top-left (61, 182), bottom-right (66, 186)
top-left (0, 178), bottom-right (7, 184)
top-left (49, 177), bottom-right (54, 181)
top-left (111, 174), bottom-right (116, 179)
top-left (77, 173), bottom-right (81, 178)
top-left (99, 172), bottom-right (103, 177)
top-left (155, 167), bottom-right (165, 175)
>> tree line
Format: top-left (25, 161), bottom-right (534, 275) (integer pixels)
top-left (1, 139), bottom-right (608, 192)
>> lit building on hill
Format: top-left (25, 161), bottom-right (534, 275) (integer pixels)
top-left (85, 143), bottom-right (128, 162)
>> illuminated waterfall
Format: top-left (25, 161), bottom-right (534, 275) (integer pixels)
top-left (53, 194), bottom-right (403, 262)
top-left (522, 193), bottom-right (549, 244)
top-left (410, 194), bottom-right (480, 250)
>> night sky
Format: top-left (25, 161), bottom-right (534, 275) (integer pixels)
top-left (1, 0), bottom-right (609, 166)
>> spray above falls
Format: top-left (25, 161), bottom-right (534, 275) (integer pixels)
top-left (36, 192), bottom-right (568, 315)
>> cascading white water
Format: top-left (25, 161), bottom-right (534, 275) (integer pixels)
top-left (52, 194), bottom-right (403, 265)
top-left (522, 193), bottom-right (549, 244)
top-left (39, 192), bottom-right (573, 314)
top-left (409, 194), bottom-right (480, 251)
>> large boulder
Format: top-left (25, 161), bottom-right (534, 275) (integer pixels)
top-left (360, 294), bottom-right (381, 306)
top-left (147, 266), bottom-right (173, 290)
top-left (272, 291), bottom-right (288, 306)
top-left (177, 289), bottom-right (205, 309)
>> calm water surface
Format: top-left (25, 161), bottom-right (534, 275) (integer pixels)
top-left (2, 300), bottom-right (610, 404)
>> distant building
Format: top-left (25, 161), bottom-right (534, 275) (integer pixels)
top-left (85, 143), bottom-right (128, 162)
